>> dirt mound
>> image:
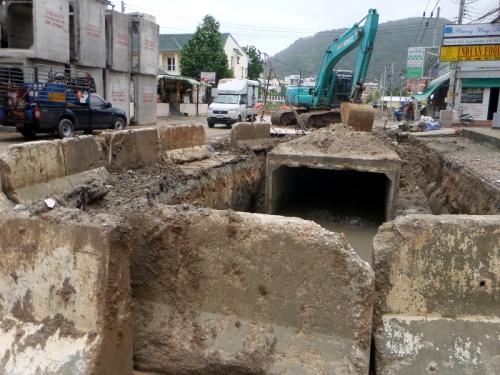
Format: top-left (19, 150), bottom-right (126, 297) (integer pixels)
top-left (272, 124), bottom-right (400, 161)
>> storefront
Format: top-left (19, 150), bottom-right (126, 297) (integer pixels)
top-left (157, 74), bottom-right (211, 116)
top-left (456, 76), bottom-right (500, 120)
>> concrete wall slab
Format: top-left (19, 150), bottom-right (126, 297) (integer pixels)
top-left (62, 135), bottom-right (105, 176)
top-left (0, 140), bottom-right (66, 201)
top-left (106, 11), bottom-right (132, 73)
top-left (373, 214), bottom-right (500, 374)
top-left (33, 0), bottom-right (70, 63)
top-left (131, 205), bottom-right (375, 374)
top-left (73, 0), bottom-right (106, 68)
top-left (0, 215), bottom-right (133, 374)
top-left (376, 315), bottom-right (500, 374)
top-left (230, 122), bottom-right (271, 146)
top-left (132, 16), bottom-right (159, 76)
top-left (131, 74), bottom-right (157, 125)
top-left (105, 70), bottom-right (131, 123)
top-left (0, 137), bottom-right (108, 204)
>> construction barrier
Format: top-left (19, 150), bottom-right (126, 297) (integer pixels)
top-left (0, 216), bottom-right (133, 374)
top-left (0, 136), bottom-right (107, 204)
top-left (131, 205), bottom-right (375, 374)
top-left (373, 214), bottom-right (500, 374)
top-left (230, 122), bottom-right (271, 147)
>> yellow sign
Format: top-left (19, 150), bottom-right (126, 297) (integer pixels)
top-left (440, 44), bottom-right (500, 62)
top-left (48, 92), bottom-right (66, 102)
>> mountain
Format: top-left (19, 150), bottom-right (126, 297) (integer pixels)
top-left (272, 17), bottom-right (450, 82)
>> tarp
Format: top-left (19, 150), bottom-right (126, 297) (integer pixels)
top-left (158, 74), bottom-right (201, 86)
top-left (414, 72), bottom-right (451, 102)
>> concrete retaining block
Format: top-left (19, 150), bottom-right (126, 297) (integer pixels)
top-left (0, 215), bottom-right (133, 374)
top-left (373, 214), bottom-right (500, 374)
top-left (0, 137), bottom-right (108, 204)
top-left (134, 128), bottom-right (160, 167)
top-left (131, 206), bottom-right (375, 374)
top-left (105, 128), bottom-right (159, 170)
top-left (102, 125), bottom-right (208, 170)
top-left (230, 122), bottom-right (271, 147)
top-left (158, 124), bottom-right (208, 163)
top-left (0, 141), bottom-right (67, 203)
top-left (62, 135), bottom-right (105, 175)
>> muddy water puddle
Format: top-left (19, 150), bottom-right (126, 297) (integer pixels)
top-left (277, 207), bottom-right (379, 264)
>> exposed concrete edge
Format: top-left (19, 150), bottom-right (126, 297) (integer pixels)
top-left (161, 145), bottom-right (209, 164)
top-left (0, 191), bottom-right (12, 212)
top-left (9, 167), bottom-right (109, 204)
top-left (461, 128), bottom-right (500, 150)
top-left (378, 314), bottom-right (500, 323)
top-left (230, 122), bottom-right (271, 147)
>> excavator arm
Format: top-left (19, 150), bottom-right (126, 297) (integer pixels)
top-left (313, 9), bottom-right (379, 107)
top-left (274, 9), bottom-right (379, 130)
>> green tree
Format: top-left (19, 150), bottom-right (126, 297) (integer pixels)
top-left (180, 15), bottom-right (232, 81)
top-left (242, 45), bottom-right (264, 80)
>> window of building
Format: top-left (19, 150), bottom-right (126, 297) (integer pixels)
top-left (461, 88), bottom-right (484, 104)
top-left (231, 56), bottom-right (235, 68)
top-left (237, 56), bottom-right (240, 64)
top-left (167, 57), bottom-right (176, 71)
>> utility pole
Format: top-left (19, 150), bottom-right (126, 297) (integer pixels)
top-left (121, 1), bottom-right (125, 13)
top-left (382, 66), bottom-right (387, 111)
top-left (457, 0), bottom-right (466, 24)
top-left (389, 62), bottom-right (394, 111)
top-left (380, 71), bottom-right (384, 112)
top-left (447, 0), bottom-right (466, 111)
top-left (432, 7), bottom-right (441, 47)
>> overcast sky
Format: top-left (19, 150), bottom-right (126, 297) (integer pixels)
top-left (118, 0), bottom-right (498, 55)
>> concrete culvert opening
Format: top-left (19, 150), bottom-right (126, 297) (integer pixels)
top-left (272, 166), bottom-right (390, 263)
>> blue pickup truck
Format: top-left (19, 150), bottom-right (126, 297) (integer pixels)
top-left (0, 65), bottom-right (127, 139)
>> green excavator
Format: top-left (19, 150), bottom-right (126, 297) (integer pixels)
top-left (271, 9), bottom-right (379, 131)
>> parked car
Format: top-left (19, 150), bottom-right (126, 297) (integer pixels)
top-left (0, 65), bottom-right (127, 138)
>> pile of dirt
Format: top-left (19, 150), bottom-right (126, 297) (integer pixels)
top-left (272, 124), bottom-right (400, 161)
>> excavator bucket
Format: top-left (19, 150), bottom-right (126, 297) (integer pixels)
top-left (340, 103), bottom-right (375, 132)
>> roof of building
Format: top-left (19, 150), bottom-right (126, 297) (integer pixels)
top-left (160, 33), bottom-right (231, 52)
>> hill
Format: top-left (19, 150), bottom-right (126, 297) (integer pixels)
top-left (272, 17), bottom-right (450, 82)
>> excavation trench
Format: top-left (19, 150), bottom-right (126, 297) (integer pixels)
top-left (1, 124), bottom-right (499, 374)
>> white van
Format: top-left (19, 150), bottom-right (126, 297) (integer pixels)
top-left (207, 79), bottom-right (259, 128)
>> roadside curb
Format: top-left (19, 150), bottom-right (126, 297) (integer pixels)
top-left (0, 126), bottom-right (16, 133)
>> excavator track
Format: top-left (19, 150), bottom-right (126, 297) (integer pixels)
top-left (271, 105), bottom-right (374, 131)
top-left (271, 109), bottom-right (342, 128)
top-left (299, 110), bottom-right (342, 128)
top-left (271, 110), bottom-right (297, 126)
